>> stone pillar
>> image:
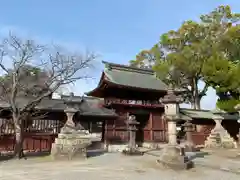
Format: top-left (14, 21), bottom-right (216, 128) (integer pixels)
top-left (168, 120), bottom-right (177, 146)
top-left (61, 111), bottom-right (76, 132)
top-left (51, 108), bottom-right (92, 160)
top-left (183, 121), bottom-right (194, 152)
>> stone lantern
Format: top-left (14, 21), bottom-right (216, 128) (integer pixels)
top-left (160, 88), bottom-right (183, 146)
top-left (122, 115), bottom-right (143, 156)
top-left (51, 92), bottom-right (92, 160)
top-left (157, 66), bottom-right (193, 170)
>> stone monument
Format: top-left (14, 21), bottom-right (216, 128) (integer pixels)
top-left (122, 115), bottom-right (143, 156)
top-left (51, 93), bottom-right (92, 160)
top-left (205, 112), bottom-right (236, 149)
top-left (157, 66), bottom-right (193, 170)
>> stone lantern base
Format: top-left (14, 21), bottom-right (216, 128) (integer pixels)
top-left (51, 128), bottom-right (92, 160)
top-left (157, 145), bottom-right (194, 170)
top-left (204, 130), bottom-right (236, 149)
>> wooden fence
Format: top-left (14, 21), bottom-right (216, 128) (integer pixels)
top-left (0, 118), bottom-right (64, 153)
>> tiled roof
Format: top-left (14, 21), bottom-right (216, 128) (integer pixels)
top-left (103, 61), bottom-right (168, 91)
top-left (180, 108), bottom-right (239, 120)
top-left (0, 95), bottom-right (117, 117)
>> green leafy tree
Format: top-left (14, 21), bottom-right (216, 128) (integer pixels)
top-left (131, 21), bottom-right (210, 109)
top-left (129, 44), bottom-right (163, 68)
top-left (201, 5), bottom-right (240, 112)
top-left (130, 5), bottom-right (240, 111)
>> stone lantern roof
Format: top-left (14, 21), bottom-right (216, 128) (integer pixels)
top-left (160, 88), bottom-right (183, 104)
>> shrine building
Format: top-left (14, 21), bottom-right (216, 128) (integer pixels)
top-left (86, 61), bottom-right (240, 150)
top-left (0, 61), bottom-right (239, 153)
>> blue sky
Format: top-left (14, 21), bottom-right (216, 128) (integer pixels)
top-left (0, 0), bottom-right (239, 109)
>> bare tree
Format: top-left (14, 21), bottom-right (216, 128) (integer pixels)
top-left (0, 33), bottom-right (96, 158)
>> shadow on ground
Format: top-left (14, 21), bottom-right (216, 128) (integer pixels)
top-left (143, 148), bottom-right (210, 161)
top-left (186, 151), bottom-right (210, 161)
top-left (0, 151), bottom-right (51, 161)
top-left (87, 149), bottom-right (106, 158)
top-left (0, 149), bottom-right (106, 162)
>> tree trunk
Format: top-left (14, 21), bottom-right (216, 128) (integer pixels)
top-left (191, 78), bottom-right (201, 110)
top-left (13, 116), bottom-right (25, 159)
top-left (191, 97), bottom-right (201, 110)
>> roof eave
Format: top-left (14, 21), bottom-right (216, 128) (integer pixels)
top-left (85, 72), bottom-right (107, 97)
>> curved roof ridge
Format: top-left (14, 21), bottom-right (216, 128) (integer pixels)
top-left (102, 61), bottom-right (154, 75)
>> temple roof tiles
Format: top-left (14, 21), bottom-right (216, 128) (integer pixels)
top-left (0, 95), bottom-right (117, 117)
top-left (102, 61), bottom-right (168, 91)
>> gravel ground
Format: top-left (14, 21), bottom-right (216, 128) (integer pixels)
top-left (0, 153), bottom-right (239, 180)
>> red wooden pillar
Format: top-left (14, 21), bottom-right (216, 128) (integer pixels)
top-left (113, 117), bottom-right (116, 139)
top-left (149, 112), bottom-right (153, 142)
top-left (104, 120), bottom-right (108, 144)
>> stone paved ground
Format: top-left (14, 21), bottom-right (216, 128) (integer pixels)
top-left (0, 153), bottom-right (240, 180)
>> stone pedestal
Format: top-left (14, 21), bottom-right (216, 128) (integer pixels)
top-left (51, 108), bottom-right (92, 160)
top-left (157, 118), bottom-right (193, 170)
top-left (51, 131), bottom-right (91, 160)
top-left (157, 145), bottom-right (193, 170)
top-left (205, 118), bottom-right (236, 149)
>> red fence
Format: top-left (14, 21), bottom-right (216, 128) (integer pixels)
top-left (0, 134), bottom-right (58, 153)
top-left (0, 118), bottom-right (64, 153)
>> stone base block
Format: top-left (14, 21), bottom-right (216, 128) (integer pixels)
top-left (106, 144), bottom-right (128, 152)
top-left (122, 147), bottom-right (144, 156)
top-left (51, 132), bottom-right (92, 160)
top-left (157, 146), bottom-right (194, 170)
top-left (205, 132), bottom-right (236, 149)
